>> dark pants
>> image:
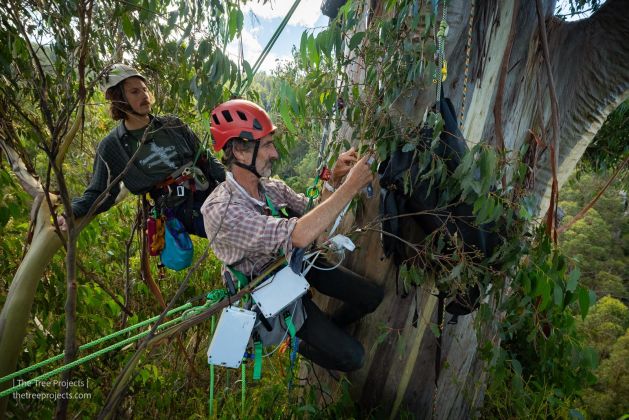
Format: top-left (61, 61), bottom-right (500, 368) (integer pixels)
top-left (296, 261), bottom-right (384, 372)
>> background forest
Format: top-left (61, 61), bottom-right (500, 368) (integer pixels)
top-left (1, 0), bottom-right (628, 418)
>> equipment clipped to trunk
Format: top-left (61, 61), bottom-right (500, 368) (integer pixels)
top-left (378, 91), bottom-right (502, 317)
top-left (160, 215), bottom-right (193, 271)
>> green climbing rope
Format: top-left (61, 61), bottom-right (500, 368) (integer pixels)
top-left (0, 289), bottom-right (230, 398)
top-left (0, 302), bottom-right (193, 386)
top-left (241, 362), bottom-right (246, 413)
top-left (0, 314), bottom-right (186, 398)
top-left (209, 315), bottom-right (216, 417)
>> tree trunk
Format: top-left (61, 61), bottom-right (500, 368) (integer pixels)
top-left (0, 198), bottom-right (62, 414)
top-left (314, 0), bottom-right (629, 418)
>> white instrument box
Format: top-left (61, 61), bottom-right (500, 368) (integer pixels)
top-left (251, 266), bottom-right (310, 318)
top-left (207, 306), bottom-right (257, 368)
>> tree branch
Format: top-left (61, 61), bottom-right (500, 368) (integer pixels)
top-left (0, 140), bottom-right (43, 198)
top-left (557, 154), bottom-right (629, 235)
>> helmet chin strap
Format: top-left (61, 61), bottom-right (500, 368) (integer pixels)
top-left (234, 140), bottom-right (262, 178)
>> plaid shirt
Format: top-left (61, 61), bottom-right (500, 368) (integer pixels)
top-left (201, 173), bottom-right (308, 277)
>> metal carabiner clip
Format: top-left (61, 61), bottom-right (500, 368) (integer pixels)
top-left (177, 185), bottom-right (185, 196)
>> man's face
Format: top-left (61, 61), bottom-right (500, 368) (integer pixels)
top-left (123, 77), bottom-right (152, 116)
top-left (248, 134), bottom-right (278, 177)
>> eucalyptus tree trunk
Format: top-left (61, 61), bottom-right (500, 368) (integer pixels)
top-left (314, 0), bottom-right (629, 418)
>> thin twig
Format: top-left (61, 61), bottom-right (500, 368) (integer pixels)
top-left (557, 154), bottom-right (629, 235)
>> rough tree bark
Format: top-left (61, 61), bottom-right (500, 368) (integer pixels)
top-left (313, 0), bottom-right (629, 418)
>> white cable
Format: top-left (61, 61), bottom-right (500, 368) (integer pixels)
top-left (301, 250), bottom-right (321, 276)
top-left (329, 201), bottom-right (351, 237)
top-left (309, 252), bottom-right (345, 271)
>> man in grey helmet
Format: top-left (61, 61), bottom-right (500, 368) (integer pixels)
top-left (58, 63), bottom-right (225, 237)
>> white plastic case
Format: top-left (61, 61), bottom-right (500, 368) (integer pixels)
top-left (251, 266), bottom-right (310, 318)
top-left (207, 306), bottom-right (257, 368)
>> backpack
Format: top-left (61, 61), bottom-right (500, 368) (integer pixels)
top-left (378, 92), bottom-right (502, 316)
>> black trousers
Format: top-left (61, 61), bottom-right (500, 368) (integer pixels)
top-left (296, 261), bottom-right (384, 372)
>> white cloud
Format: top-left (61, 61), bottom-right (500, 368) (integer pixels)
top-left (243, 0), bottom-right (322, 27)
top-left (258, 52), bottom-right (293, 73)
top-left (225, 28), bottom-right (294, 73)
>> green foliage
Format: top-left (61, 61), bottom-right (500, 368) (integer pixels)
top-left (559, 172), bottom-right (629, 300)
top-left (481, 231), bottom-right (598, 418)
top-left (1, 0), bottom-right (620, 418)
top-left (577, 296), bottom-right (629, 358)
top-left (0, 169), bottom-right (31, 289)
top-left (581, 327), bottom-right (629, 418)
top-left (581, 100), bottom-right (629, 171)
top-left (576, 296), bottom-right (629, 418)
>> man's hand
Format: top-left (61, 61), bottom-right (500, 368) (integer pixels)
top-left (56, 214), bottom-right (68, 232)
top-left (291, 153), bottom-right (374, 248)
top-left (330, 147), bottom-right (358, 187)
top-left (343, 154), bottom-right (374, 193)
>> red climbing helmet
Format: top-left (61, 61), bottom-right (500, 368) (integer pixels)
top-left (210, 99), bottom-right (277, 152)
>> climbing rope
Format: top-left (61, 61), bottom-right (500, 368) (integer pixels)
top-left (459, 0), bottom-right (475, 130)
top-left (305, 117), bottom-right (332, 210)
top-left (0, 289), bottom-right (227, 399)
top-left (208, 315), bottom-right (216, 416)
top-left (0, 302), bottom-right (193, 387)
top-left (236, 0), bottom-right (302, 96)
top-left (434, 0), bottom-right (448, 101)
top-left (0, 313), bottom-right (187, 398)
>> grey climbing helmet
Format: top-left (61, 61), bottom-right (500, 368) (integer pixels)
top-left (102, 63), bottom-right (146, 93)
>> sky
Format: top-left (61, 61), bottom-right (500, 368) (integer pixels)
top-left (228, 0), bottom-right (594, 74)
top-left (226, 1), bottom-right (329, 73)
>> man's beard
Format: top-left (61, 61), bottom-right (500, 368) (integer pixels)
top-left (258, 161), bottom-right (273, 178)
top-left (132, 102), bottom-right (151, 116)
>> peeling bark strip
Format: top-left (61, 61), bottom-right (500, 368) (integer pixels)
top-left (535, 0), bottom-right (561, 244)
top-left (310, 0), bottom-right (629, 418)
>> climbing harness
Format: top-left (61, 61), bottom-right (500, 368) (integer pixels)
top-left (206, 191), bottom-right (311, 409)
top-left (154, 161), bottom-right (209, 199)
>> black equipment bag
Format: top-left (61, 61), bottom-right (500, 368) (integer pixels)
top-left (378, 92), bottom-right (502, 316)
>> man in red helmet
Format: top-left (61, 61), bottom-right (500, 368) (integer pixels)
top-left (201, 99), bottom-right (383, 372)
top-left (58, 63), bottom-right (225, 237)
